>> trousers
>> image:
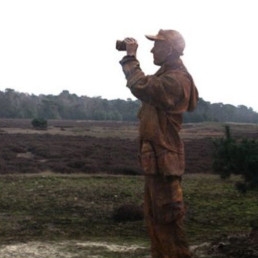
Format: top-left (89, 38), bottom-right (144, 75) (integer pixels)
top-left (144, 175), bottom-right (192, 258)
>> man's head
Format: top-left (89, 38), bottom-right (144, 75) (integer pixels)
top-left (145, 29), bottom-right (185, 65)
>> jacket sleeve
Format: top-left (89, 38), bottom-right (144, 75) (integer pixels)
top-left (120, 56), bottom-right (188, 111)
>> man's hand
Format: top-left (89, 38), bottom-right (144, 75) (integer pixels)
top-left (124, 38), bottom-right (138, 57)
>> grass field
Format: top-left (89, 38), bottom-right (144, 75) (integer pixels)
top-left (0, 173), bottom-right (257, 257)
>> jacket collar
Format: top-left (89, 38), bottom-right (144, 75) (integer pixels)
top-left (155, 58), bottom-right (185, 76)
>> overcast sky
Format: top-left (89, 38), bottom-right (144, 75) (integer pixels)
top-left (1, 0), bottom-right (258, 111)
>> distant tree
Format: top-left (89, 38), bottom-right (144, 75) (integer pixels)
top-left (1, 88), bottom-right (258, 122)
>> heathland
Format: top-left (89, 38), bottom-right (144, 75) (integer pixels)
top-left (0, 119), bottom-right (258, 257)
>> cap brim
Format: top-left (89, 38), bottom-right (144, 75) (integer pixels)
top-left (145, 34), bottom-right (165, 41)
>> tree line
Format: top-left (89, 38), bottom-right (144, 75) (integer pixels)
top-left (1, 88), bottom-right (258, 123)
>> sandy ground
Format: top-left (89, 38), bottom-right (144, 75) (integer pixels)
top-left (0, 240), bottom-right (210, 258)
top-left (0, 241), bottom-right (148, 258)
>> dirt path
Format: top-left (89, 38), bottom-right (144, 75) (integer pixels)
top-left (0, 241), bottom-right (148, 258)
top-left (0, 240), bottom-right (212, 258)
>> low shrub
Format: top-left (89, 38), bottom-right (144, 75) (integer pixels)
top-left (31, 118), bottom-right (48, 130)
top-left (213, 125), bottom-right (258, 192)
top-left (113, 203), bottom-right (144, 222)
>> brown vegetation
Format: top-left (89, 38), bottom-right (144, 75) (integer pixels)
top-left (1, 119), bottom-right (258, 176)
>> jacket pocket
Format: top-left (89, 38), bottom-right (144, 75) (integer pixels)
top-left (139, 151), bottom-right (157, 175)
top-left (139, 142), bottom-right (157, 175)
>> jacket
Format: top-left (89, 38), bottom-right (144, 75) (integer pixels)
top-left (120, 55), bottom-right (198, 176)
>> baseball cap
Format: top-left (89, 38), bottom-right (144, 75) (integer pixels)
top-left (145, 29), bottom-right (185, 55)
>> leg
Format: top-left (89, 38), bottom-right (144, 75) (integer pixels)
top-left (144, 176), bottom-right (163, 258)
top-left (144, 175), bottom-right (191, 258)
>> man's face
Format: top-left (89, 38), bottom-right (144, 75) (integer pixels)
top-left (151, 40), bottom-right (171, 66)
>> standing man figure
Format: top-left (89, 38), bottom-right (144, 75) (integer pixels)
top-left (117, 29), bottom-right (198, 258)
